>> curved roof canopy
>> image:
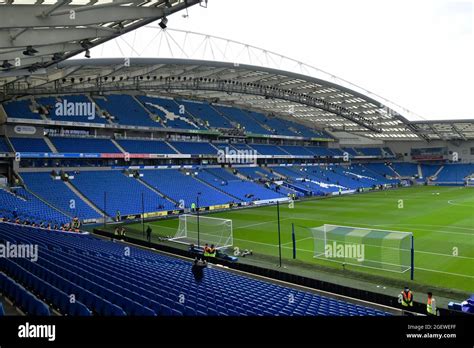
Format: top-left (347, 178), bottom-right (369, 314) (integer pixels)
top-left (1, 10), bottom-right (472, 141)
top-left (0, 0), bottom-right (201, 74)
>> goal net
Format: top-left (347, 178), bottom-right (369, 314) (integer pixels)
top-left (311, 224), bottom-right (413, 274)
top-left (171, 214), bottom-right (233, 249)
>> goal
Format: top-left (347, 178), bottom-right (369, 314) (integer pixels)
top-left (311, 224), bottom-right (414, 277)
top-left (170, 214), bottom-right (233, 249)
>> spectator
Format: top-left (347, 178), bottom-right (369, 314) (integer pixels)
top-left (146, 225), bottom-right (152, 242)
top-left (191, 257), bottom-right (207, 282)
top-left (203, 243), bottom-right (212, 258)
top-left (426, 292), bottom-right (437, 316)
top-left (208, 244), bottom-right (217, 258)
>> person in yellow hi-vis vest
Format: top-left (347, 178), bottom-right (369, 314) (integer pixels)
top-left (400, 286), bottom-right (414, 308)
top-left (426, 292), bottom-right (437, 316)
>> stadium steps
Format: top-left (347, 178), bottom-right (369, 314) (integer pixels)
top-left (165, 141), bottom-right (181, 154)
top-left (387, 165), bottom-right (400, 177)
top-left (86, 95), bottom-right (114, 125)
top-left (0, 296), bottom-right (22, 316)
top-left (267, 167), bottom-right (287, 179)
top-left (44, 137), bottom-right (58, 153)
top-left (135, 177), bottom-right (179, 205)
top-left (233, 169), bottom-right (251, 181)
top-left (31, 98), bottom-right (50, 121)
top-left (433, 165), bottom-right (445, 179)
top-left (0, 104), bottom-right (8, 123)
top-left (168, 99), bottom-right (205, 129)
top-left (190, 172), bottom-right (242, 201)
top-left (208, 104), bottom-right (237, 128)
top-left (64, 180), bottom-right (110, 218)
top-left (110, 139), bottom-right (127, 154)
top-left (277, 146), bottom-right (292, 155)
top-left (203, 168), bottom-right (236, 183)
top-left (132, 95), bottom-right (164, 126)
top-left (417, 164), bottom-right (423, 178)
top-left (0, 187), bottom-right (27, 202)
top-left (23, 185), bottom-right (74, 219)
top-left (3, 136), bottom-right (14, 154)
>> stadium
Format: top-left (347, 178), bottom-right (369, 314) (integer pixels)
top-left (0, 0), bottom-right (473, 345)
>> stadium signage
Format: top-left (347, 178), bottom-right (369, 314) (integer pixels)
top-left (209, 204), bottom-right (230, 210)
top-left (0, 242), bottom-right (38, 262)
top-left (18, 323), bottom-right (55, 342)
top-left (143, 211), bottom-right (168, 218)
top-left (14, 125), bottom-right (36, 135)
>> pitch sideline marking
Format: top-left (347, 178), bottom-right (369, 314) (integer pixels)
top-left (232, 237), bottom-right (474, 278)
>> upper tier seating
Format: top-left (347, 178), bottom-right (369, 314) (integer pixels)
top-left (94, 94), bottom-right (159, 128)
top-left (117, 139), bottom-right (176, 154)
top-left (3, 100), bottom-right (42, 120)
top-left (68, 171), bottom-right (174, 217)
top-left (0, 223), bottom-right (391, 316)
top-left (50, 137), bottom-right (121, 153)
top-left (21, 172), bottom-right (102, 221)
top-left (213, 105), bottom-right (271, 135)
top-left (137, 96), bottom-right (201, 130)
top-left (248, 111), bottom-right (296, 137)
top-left (36, 95), bottom-right (107, 124)
top-left (10, 138), bottom-right (51, 153)
top-left (175, 99), bottom-right (232, 129)
top-left (140, 169), bottom-right (236, 208)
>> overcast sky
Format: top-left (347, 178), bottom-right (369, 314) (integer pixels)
top-left (103, 0), bottom-right (474, 121)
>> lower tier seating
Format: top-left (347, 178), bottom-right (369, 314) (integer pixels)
top-left (0, 223), bottom-right (391, 316)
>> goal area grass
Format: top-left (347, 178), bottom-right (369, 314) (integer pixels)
top-left (101, 186), bottom-right (474, 294)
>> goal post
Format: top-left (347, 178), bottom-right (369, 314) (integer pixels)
top-left (311, 224), bottom-right (414, 278)
top-left (170, 214), bottom-right (233, 249)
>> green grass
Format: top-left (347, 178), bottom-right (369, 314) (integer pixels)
top-left (105, 186), bottom-right (474, 293)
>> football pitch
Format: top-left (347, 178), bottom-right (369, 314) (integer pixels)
top-left (110, 186), bottom-right (474, 293)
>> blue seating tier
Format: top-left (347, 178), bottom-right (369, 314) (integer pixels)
top-left (10, 138), bottom-right (51, 153)
top-left (50, 137), bottom-right (121, 153)
top-left (0, 223), bottom-right (391, 316)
